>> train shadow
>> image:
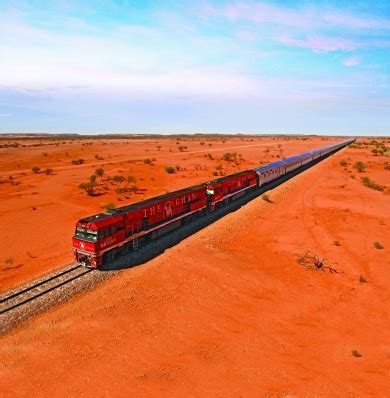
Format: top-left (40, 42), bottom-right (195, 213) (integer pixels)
top-left (102, 150), bottom-right (339, 271)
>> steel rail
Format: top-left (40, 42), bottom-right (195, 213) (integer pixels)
top-left (0, 264), bottom-right (82, 303)
top-left (0, 266), bottom-right (93, 314)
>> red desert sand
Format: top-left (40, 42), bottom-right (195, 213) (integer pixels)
top-left (0, 136), bottom-right (389, 396)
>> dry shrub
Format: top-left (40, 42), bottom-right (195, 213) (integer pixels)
top-left (374, 241), bottom-right (384, 249)
top-left (262, 194), bottom-right (273, 203)
top-left (361, 177), bottom-right (384, 191)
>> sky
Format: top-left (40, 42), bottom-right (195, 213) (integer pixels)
top-left (0, 0), bottom-right (389, 135)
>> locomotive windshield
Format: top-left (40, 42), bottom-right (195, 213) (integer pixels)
top-left (75, 227), bottom-right (98, 242)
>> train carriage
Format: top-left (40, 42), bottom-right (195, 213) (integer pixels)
top-left (301, 152), bottom-right (313, 166)
top-left (255, 160), bottom-right (286, 186)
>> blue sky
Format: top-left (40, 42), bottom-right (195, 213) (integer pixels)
top-left (0, 0), bottom-right (389, 135)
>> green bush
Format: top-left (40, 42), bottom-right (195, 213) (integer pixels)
top-left (222, 152), bottom-right (237, 162)
top-left (32, 166), bottom-right (40, 173)
top-left (95, 167), bottom-right (104, 178)
top-left (112, 175), bottom-right (126, 183)
top-left (5, 257), bottom-right (13, 266)
top-left (103, 202), bottom-right (115, 211)
top-left (79, 181), bottom-right (97, 196)
top-left (115, 186), bottom-right (128, 193)
top-left (71, 158), bottom-right (85, 165)
top-left (165, 166), bottom-right (176, 174)
top-left (352, 349), bottom-right (362, 358)
top-left (361, 177), bottom-right (384, 191)
top-left (353, 161), bottom-right (366, 172)
top-left (262, 194), bottom-right (272, 203)
top-left (374, 241), bottom-right (384, 249)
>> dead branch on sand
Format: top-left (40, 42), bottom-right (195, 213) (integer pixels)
top-left (297, 251), bottom-right (342, 274)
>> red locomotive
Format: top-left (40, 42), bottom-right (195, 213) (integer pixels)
top-left (73, 169), bottom-right (257, 268)
top-left (73, 139), bottom-right (355, 268)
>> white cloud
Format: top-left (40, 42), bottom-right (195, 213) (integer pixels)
top-left (0, 44), bottom-right (254, 96)
top-left (203, 1), bottom-right (390, 31)
top-left (0, 15), bottom-right (256, 97)
top-left (324, 11), bottom-right (390, 30)
top-left (277, 35), bottom-right (357, 52)
top-left (342, 56), bottom-right (361, 67)
top-left (117, 24), bottom-right (161, 38)
top-left (235, 30), bottom-right (257, 41)
top-left (205, 1), bottom-right (315, 28)
top-left (0, 3), bottom-right (388, 115)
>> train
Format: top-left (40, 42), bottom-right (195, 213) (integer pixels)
top-left (72, 138), bottom-right (355, 268)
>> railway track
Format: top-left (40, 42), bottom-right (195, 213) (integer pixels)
top-left (0, 265), bottom-right (94, 315)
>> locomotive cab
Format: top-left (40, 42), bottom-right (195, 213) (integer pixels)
top-left (73, 225), bottom-right (99, 268)
top-left (72, 212), bottom-right (125, 268)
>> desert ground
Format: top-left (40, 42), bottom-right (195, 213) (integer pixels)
top-left (1, 134), bottom-right (341, 291)
top-left (1, 135), bottom-right (389, 396)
